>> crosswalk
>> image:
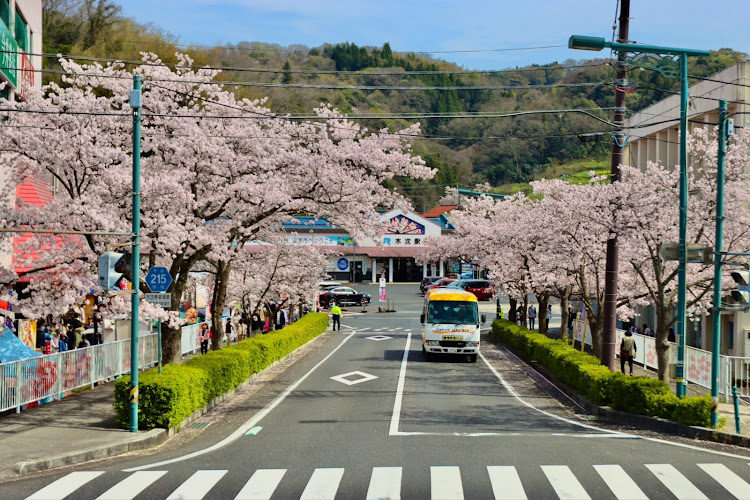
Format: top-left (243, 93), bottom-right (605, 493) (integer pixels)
top-left (23, 462), bottom-right (750, 500)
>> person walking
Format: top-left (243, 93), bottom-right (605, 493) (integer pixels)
top-left (330, 301), bottom-right (342, 331)
top-left (199, 324), bottom-right (210, 354)
top-left (225, 317), bottom-right (233, 344)
top-left (528, 304), bottom-right (537, 330)
top-left (274, 305), bottom-right (286, 331)
top-left (545, 304), bottom-right (552, 330)
top-left (620, 330), bottom-right (637, 376)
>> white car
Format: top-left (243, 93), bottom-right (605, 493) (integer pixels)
top-left (317, 280), bottom-right (341, 289)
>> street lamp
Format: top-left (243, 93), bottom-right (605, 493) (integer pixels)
top-left (569, 35), bottom-right (710, 397)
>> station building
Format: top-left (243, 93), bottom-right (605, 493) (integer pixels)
top-left (280, 206), bottom-right (458, 283)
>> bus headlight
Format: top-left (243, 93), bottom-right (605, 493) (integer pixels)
top-left (427, 340), bottom-right (440, 346)
top-left (466, 342), bottom-right (479, 347)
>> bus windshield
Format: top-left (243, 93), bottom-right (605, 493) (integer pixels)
top-left (427, 300), bottom-right (478, 324)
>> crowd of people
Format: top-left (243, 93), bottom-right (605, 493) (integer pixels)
top-left (514, 303), bottom-right (552, 331)
top-left (37, 311), bottom-right (103, 354)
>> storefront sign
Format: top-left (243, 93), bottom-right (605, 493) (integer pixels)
top-left (18, 51), bottom-right (33, 100)
top-left (145, 293), bottom-right (171, 308)
top-left (337, 258), bottom-right (349, 271)
top-left (0, 23), bottom-right (17, 89)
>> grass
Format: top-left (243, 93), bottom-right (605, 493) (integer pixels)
top-left (493, 158), bottom-right (609, 196)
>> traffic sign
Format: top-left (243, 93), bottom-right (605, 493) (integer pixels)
top-left (145, 267), bottom-right (172, 293)
top-left (145, 293), bottom-right (171, 307)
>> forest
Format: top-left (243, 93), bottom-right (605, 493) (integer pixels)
top-left (42, 0), bottom-right (747, 210)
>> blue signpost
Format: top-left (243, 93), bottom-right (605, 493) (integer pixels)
top-left (145, 267), bottom-right (172, 293)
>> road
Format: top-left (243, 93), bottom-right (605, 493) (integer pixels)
top-left (3, 284), bottom-right (750, 499)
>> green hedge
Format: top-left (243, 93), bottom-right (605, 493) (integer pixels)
top-left (489, 319), bottom-right (713, 428)
top-left (114, 312), bottom-right (329, 429)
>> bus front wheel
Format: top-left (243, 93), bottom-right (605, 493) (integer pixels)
top-left (423, 347), bottom-right (432, 362)
top-left (469, 354), bottom-right (477, 363)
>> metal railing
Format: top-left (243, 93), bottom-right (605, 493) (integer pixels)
top-left (575, 319), bottom-right (750, 399)
top-left (0, 323), bottom-right (206, 413)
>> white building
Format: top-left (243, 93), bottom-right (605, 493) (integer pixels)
top-left (625, 61), bottom-right (750, 358)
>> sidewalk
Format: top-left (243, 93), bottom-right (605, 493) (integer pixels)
top-left (0, 381), bottom-right (166, 480)
top-left (545, 325), bottom-right (750, 436)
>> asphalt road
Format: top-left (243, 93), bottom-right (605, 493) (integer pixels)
top-left (4, 284), bottom-right (750, 499)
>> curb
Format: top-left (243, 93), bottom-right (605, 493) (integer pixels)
top-left (9, 326), bottom-right (333, 477)
top-left (12, 429), bottom-right (168, 476)
top-left (491, 337), bottom-right (750, 448)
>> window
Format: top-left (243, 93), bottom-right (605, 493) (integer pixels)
top-left (0, 0), bottom-right (8, 29)
top-left (14, 9), bottom-right (27, 52)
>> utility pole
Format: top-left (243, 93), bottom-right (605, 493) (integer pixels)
top-left (710, 101), bottom-right (727, 425)
top-left (601, 0), bottom-right (630, 370)
top-left (129, 75), bottom-right (142, 433)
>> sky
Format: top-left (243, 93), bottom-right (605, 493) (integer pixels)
top-left (120, 1), bottom-right (750, 70)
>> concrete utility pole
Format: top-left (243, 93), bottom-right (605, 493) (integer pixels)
top-left (601, 0), bottom-right (630, 370)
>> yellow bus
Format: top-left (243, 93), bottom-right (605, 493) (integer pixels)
top-left (420, 288), bottom-right (485, 363)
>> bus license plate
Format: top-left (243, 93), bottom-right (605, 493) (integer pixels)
top-left (442, 335), bottom-right (463, 341)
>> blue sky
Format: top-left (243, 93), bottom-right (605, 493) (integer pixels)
top-left (121, 1), bottom-right (749, 70)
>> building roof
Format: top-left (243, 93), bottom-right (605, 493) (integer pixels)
top-left (421, 204), bottom-right (457, 218)
top-left (281, 216), bottom-right (338, 230)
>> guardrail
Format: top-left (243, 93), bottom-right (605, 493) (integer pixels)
top-left (574, 319), bottom-right (749, 400)
top-left (0, 322), bottom-right (206, 413)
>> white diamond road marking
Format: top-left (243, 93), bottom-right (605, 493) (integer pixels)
top-left (366, 335), bottom-right (393, 341)
top-left (330, 371), bottom-right (379, 386)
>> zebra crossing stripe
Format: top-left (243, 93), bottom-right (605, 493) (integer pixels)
top-left (646, 464), bottom-right (708, 500)
top-left (593, 465), bottom-right (648, 500)
top-left (300, 468), bottom-right (345, 500)
top-left (26, 471), bottom-right (106, 500)
top-left (487, 466), bottom-right (527, 500)
top-left (698, 463), bottom-right (750, 499)
top-left (166, 470), bottom-right (228, 500)
top-left (431, 466), bottom-right (463, 500)
top-left (96, 471), bottom-right (167, 500)
top-left (366, 467), bottom-right (402, 500)
top-left (541, 465), bottom-right (591, 500)
top-left (234, 469), bottom-right (287, 500)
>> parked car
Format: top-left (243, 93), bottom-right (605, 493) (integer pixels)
top-left (423, 277), bottom-right (457, 292)
top-left (420, 276), bottom-right (444, 294)
top-left (317, 280), bottom-right (341, 289)
top-left (447, 279), bottom-right (496, 301)
top-left (318, 286), bottom-right (371, 308)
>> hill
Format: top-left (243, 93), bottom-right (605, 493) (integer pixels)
top-left (42, 1), bottom-right (747, 208)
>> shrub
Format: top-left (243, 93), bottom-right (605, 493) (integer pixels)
top-left (488, 319), bottom-right (712, 428)
top-left (114, 312), bottom-right (329, 429)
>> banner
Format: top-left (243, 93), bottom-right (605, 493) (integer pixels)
top-left (379, 287), bottom-right (386, 302)
top-left (18, 320), bottom-right (37, 350)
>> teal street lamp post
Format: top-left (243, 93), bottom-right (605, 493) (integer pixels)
top-left (568, 36), bottom-right (709, 397)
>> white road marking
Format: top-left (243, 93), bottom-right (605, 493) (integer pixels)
top-left (97, 471), bottom-right (167, 499)
top-left (541, 465), bottom-right (591, 500)
top-left (124, 333), bottom-right (356, 472)
top-left (698, 463), bottom-right (750, 499)
top-left (646, 464), bottom-right (708, 499)
top-left (165, 470), bottom-right (228, 500)
top-left (389, 331), bottom-right (411, 435)
top-left (431, 466), bottom-right (463, 500)
top-left (330, 370), bottom-right (378, 386)
top-left (300, 468), bottom-right (345, 500)
top-left (366, 467), bottom-right (402, 500)
top-left (593, 465), bottom-right (648, 500)
top-left (487, 466), bottom-right (527, 500)
top-left (234, 469), bottom-right (287, 500)
top-left (26, 471), bottom-right (105, 500)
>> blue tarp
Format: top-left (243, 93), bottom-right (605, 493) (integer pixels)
top-left (0, 325), bottom-right (41, 363)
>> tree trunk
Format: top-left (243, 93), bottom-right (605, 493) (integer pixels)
top-left (538, 293), bottom-right (549, 336)
top-left (211, 261), bottom-right (231, 351)
top-left (589, 309), bottom-right (603, 360)
top-left (655, 302), bottom-right (670, 382)
top-left (162, 271), bottom-right (188, 364)
top-left (508, 298), bottom-right (517, 322)
top-left (559, 288), bottom-right (570, 342)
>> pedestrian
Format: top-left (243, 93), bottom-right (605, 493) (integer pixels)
top-left (274, 305), bottom-right (286, 331)
top-left (251, 311), bottom-right (262, 334)
top-left (667, 327), bottom-right (676, 343)
top-left (567, 307), bottom-right (575, 331)
top-left (225, 317), bottom-right (233, 343)
top-left (528, 303), bottom-right (537, 330)
top-left (545, 304), bottom-right (552, 330)
top-left (642, 324), bottom-right (653, 337)
top-left (200, 323), bottom-right (209, 354)
top-left (620, 330), bottom-right (637, 376)
top-left (331, 301), bottom-right (342, 331)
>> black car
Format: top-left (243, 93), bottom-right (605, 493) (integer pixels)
top-left (420, 276), bottom-right (444, 294)
top-left (319, 286), bottom-right (371, 308)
